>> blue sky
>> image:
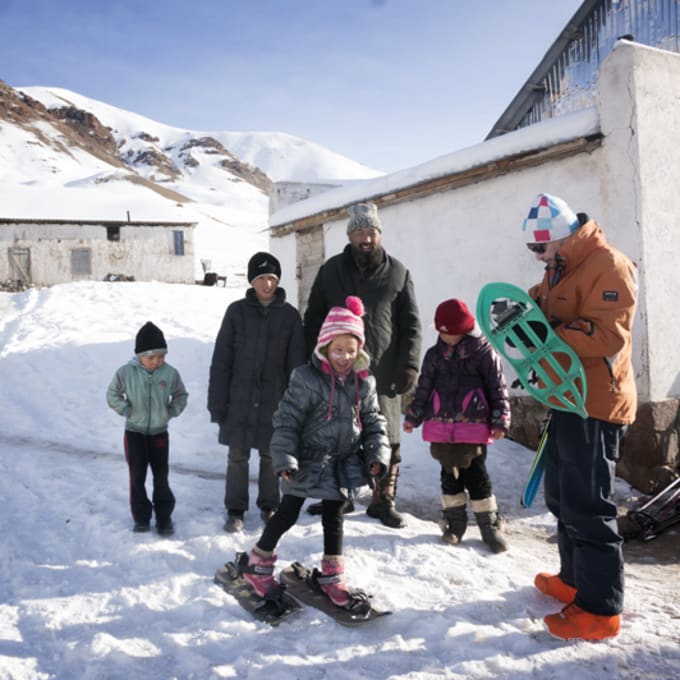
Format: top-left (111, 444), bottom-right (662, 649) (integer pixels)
top-left (1, 0), bottom-right (583, 172)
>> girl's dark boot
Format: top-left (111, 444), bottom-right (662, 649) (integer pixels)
top-left (471, 496), bottom-right (508, 553)
top-left (439, 492), bottom-right (468, 544)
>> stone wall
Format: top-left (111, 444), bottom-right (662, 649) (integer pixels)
top-left (508, 396), bottom-right (680, 495)
top-left (269, 181), bottom-right (340, 216)
top-left (507, 397), bottom-right (549, 450)
top-left (618, 399), bottom-right (680, 494)
top-left (295, 225), bottom-right (325, 314)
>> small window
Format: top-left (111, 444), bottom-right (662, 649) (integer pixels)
top-left (173, 230), bottom-right (185, 256)
top-left (71, 248), bottom-right (92, 275)
top-left (107, 226), bottom-right (120, 241)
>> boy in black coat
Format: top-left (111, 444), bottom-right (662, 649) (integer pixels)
top-left (208, 252), bottom-right (306, 532)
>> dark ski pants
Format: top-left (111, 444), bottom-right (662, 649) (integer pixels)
top-left (124, 430), bottom-right (175, 525)
top-left (543, 411), bottom-right (625, 616)
top-left (439, 448), bottom-right (494, 501)
top-left (224, 446), bottom-right (280, 514)
top-left (256, 494), bottom-right (345, 556)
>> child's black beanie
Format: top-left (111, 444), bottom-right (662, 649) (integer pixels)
top-left (135, 321), bottom-right (167, 355)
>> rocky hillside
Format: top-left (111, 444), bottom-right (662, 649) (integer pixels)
top-left (0, 80), bottom-right (270, 199)
top-left (0, 80), bottom-right (124, 168)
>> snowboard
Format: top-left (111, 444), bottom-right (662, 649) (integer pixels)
top-left (214, 557), bottom-right (300, 626)
top-left (476, 283), bottom-right (588, 507)
top-left (520, 413), bottom-right (551, 508)
top-left (279, 561), bottom-right (391, 627)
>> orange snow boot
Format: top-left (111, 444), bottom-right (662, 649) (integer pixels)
top-left (534, 572), bottom-right (577, 604)
top-left (544, 603), bottom-right (621, 641)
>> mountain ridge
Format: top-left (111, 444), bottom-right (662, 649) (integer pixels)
top-left (0, 80), bottom-right (382, 276)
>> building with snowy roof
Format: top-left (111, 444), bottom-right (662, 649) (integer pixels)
top-left (0, 217), bottom-right (196, 287)
top-left (267, 1), bottom-right (680, 493)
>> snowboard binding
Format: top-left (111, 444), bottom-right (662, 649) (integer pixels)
top-left (231, 551), bottom-right (298, 617)
top-left (299, 563), bottom-right (372, 617)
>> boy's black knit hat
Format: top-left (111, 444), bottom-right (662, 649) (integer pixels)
top-left (135, 321), bottom-right (167, 356)
top-left (247, 252), bottom-right (281, 284)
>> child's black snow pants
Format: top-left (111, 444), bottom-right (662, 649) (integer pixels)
top-left (124, 430), bottom-right (175, 526)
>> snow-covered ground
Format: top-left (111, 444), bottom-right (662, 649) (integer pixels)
top-left (0, 281), bottom-right (678, 680)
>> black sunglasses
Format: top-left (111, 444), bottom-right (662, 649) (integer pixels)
top-left (527, 243), bottom-right (547, 254)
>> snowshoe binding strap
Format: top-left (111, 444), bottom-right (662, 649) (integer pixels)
top-left (309, 567), bottom-right (372, 617)
top-left (290, 561), bottom-right (314, 583)
top-left (623, 477), bottom-right (680, 541)
top-left (342, 590), bottom-right (372, 617)
top-left (312, 569), bottom-right (341, 588)
top-left (234, 551), bottom-right (274, 578)
top-left (257, 585), bottom-right (296, 617)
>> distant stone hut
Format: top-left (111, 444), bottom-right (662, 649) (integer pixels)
top-left (0, 217), bottom-right (196, 287)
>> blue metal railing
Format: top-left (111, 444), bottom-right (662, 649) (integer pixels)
top-left (517, 0), bottom-right (680, 129)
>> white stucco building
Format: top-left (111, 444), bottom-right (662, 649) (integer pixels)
top-left (267, 39), bottom-right (680, 493)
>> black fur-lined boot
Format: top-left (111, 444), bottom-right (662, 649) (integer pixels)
top-left (366, 463), bottom-right (405, 528)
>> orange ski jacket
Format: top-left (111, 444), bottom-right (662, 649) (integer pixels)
top-left (528, 220), bottom-right (638, 424)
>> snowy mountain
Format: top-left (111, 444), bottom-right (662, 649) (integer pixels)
top-left (0, 80), bottom-right (383, 277)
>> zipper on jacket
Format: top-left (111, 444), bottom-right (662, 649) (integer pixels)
top-left (146, 375), bottom-right (153, 434)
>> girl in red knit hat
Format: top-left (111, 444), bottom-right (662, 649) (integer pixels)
top-left (403, 298), bottom-right (511, 553)
top-left (236, 296), bottom-right (391, 611)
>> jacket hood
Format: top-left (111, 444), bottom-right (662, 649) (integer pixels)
top-left (556, 220), bottom-right (607, 271)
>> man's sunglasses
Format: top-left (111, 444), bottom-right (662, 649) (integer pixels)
top-left (527, 243), bottom-right (547, 254)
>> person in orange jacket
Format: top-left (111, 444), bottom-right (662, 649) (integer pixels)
top-left (522, 193), bottom-right (637, 641)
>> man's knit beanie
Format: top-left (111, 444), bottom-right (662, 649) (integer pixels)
top-left (522, 193), bottom-right (580, 243)
top-left (347, 202), bottom-right (382, 235)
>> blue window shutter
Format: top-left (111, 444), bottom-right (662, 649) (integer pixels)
top-left (173, 230), bottom-right (185, 256)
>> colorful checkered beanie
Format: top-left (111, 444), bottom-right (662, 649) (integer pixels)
top-left (522, 193), bottom-right (580, 243)
top-left (314, 296), bottom-right (370, 370)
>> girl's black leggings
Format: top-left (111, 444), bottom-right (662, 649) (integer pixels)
top-left (257, 494), bottom-right (345, 556)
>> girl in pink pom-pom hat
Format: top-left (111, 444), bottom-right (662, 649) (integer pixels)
top-left (236, 296), bottom-right (392, 611)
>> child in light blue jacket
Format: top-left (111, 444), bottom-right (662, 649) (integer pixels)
top-left (106, 321), bottom-right (188, 535)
